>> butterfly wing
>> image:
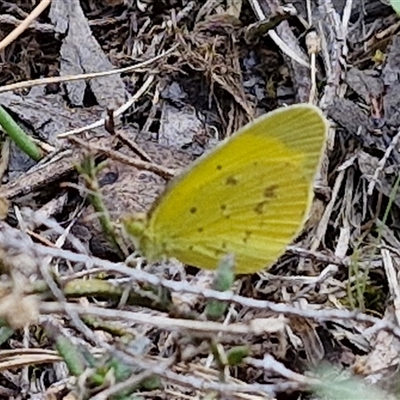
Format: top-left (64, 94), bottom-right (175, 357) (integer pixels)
top-left (144, 104), bottom-right (327, 273)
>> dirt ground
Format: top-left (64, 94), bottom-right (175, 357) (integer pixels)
top-left (1, 0), bottom-right (400, 399)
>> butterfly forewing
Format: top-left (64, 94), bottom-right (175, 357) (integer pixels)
top-left (143, 104), bottom-right (327, 273)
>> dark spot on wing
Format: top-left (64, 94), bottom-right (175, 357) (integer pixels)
top-left (243, 231), bottom-right (252, 243)
top-left (254, 200), bottom-right (268, 214)
top-left (264, 185), bottom-right (278, 198)
top-left (189, 245), bottom-right (194, 251)
top-left (217, 165), bottom-right (223, 170)
top-left (198, 227), bottom-right (204, 233)
top-left (253, 161), bottom-right (259, 167)
top-left (190, 207), bottom-right (197, 214)
top-left (226, 176), bottom-right (238, 185)
top-left (214, 248), bottom-right (223, 257)
top-left (222, 242), bottom-right (227, 249)
top-left (283, 162), bottom-right (294, 171)
top-left (220, 204), bottom-right (231, 219)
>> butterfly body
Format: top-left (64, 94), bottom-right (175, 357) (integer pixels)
top-left (125, 104), bottom-right (328, 274)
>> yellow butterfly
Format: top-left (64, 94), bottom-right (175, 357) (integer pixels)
top-left (124, 104), bottom-right (328, 274)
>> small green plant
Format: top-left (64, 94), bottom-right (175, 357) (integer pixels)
top-left (205, 254), bottom-right (235, 320)
top-left (0, 105), bottom-right (43, 161)
top-left (312, 363), bottom-right (389, 400)
top-left (76, 155), bottom-right (126, 259)
top-left (389, 0), bottom-right (400, 15)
